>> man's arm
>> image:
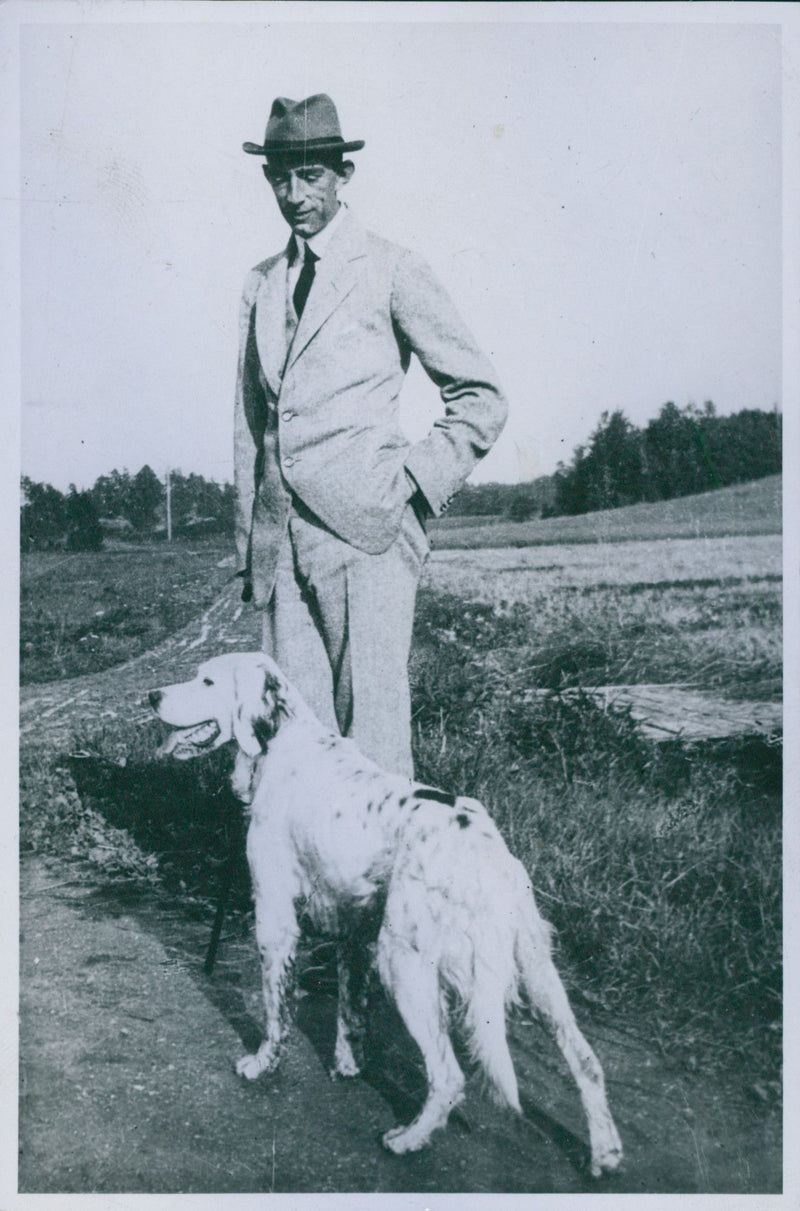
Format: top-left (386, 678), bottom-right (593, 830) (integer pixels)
top-left (390, 248), bottom-right (508, 517)
top-left (233, 270), bottom-right (265, 592)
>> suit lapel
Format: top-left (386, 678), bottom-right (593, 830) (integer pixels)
top-left (285, 215), bottom-right (368, 371)
top-left (254, 249), bottom-right (290, 397)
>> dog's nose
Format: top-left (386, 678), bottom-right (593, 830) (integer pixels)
top-left (149, 689), bottom-right (163, 710)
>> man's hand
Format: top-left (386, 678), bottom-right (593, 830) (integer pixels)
top-left (236, 569), bottom-right (254, 603)
top-left (404, 468), bottom-right (433, 526)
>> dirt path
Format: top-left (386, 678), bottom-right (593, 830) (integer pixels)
top-left (18, 854), bottom-right (781, 1195)
top-left (18, 585), bottom-right (782, 1194)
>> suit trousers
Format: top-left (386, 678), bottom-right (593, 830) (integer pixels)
top-left (262, 499), bottom-right (429, 778)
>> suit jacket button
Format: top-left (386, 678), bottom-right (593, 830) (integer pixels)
top-left (283, 455), bottom-right (295, 468)
top-left (281, 411), bottom-right (294, 422)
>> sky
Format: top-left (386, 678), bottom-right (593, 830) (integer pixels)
top-left (16, 7), bottom-right (784, 491)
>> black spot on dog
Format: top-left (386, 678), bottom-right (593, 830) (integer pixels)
top-left (252, 715), bottom-right (277, 750)
top-left (414, 786), bottom-right (457, 807)
top-left (455, 813), bottom-right (471, 829)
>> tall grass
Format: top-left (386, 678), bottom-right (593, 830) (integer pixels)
top-left (410, 589), bottom-right (781, 1073)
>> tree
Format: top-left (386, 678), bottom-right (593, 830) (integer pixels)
top-left (553, 450), bottom-right (589, 516)
top-left (552, 412), bottom-right (644, 515)
top-left (504, 480), bottom-right (554, 522)
top-left (702, 408), bottom-right (781, 487)
top-left (218, 482), bottom-right (236, 534)
top-left (65, 486), bottom-right (103, 551)
top-left (582, 410), bottom-right (644, 510)
top-left (163, 470), bottom-right (232, 534)
top-left (643, 402), bottom-right (711, 499)
top-left (89, 469), bottom-right (133, 519)
top-left (126, 465), bottom-right (163, 531)
top-left (20, 478), bottom-right (67, 550)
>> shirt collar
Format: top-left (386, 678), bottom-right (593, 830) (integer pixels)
top-left (292, 202), bottom-right (348, 263)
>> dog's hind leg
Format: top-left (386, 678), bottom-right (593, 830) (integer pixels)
top-left (515, 914), bottom-right (623, 1176)
top-left (236, 893), bottom-right (300, 1081)
top-left (376, 935), bottom-right (465, 1154)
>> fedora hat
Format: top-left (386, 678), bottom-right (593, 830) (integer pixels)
top-left (243, 94), bottom-right (365, 158)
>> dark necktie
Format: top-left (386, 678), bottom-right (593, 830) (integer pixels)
top-left (293, 241), bottom-right (318, 319)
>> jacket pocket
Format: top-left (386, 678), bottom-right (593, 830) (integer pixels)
top-left (400, 500), bottom-right (431, 568)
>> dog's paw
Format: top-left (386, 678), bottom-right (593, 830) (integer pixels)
top-left (381, 1123), bottom-right (428, 1155)
top-left (589, 1124), bottom-right (624, 1177)
top-left (235, 1047), bottom-right (278, 1080)
top-left (330, 1036), bottom-right (361, 1079)
top-left (590, 1142), bottom-right (624, 1178)
top-left (330, 1054), bottom-right (361, 1080)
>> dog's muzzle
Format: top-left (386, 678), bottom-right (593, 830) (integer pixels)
top-left (149, 688), bottom-right (222, 760)
top-left (156, 719), bottom-right (222, 760)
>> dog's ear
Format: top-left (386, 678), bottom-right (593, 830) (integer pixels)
top-left (231, 662), bottom-right (288, 756)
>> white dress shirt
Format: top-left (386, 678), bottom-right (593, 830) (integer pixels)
top-left (286, 202), bottom-right (348, 320)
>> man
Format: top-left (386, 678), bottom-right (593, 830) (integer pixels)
top-left (234, 94), bottom-right (507, 777)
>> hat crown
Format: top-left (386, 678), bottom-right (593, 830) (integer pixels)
top-left (265, 94), bottom-right (344, 147)
top-left (242, 93), bottom-right (364, 158)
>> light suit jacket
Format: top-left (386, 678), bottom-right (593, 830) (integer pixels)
top-left (234, 212), bottom-right (508, 605)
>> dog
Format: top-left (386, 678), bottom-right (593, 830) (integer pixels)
top-left (150, 652), bottom-right (622, 1174)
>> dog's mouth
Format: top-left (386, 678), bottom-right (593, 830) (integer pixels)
top-left (157, 719), bottom-right (221, 760)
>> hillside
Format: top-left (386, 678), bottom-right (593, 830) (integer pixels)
top-left (430, 475), bottom-right (782, 550)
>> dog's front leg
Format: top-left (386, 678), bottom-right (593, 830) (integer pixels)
top-left (331, 940), bottom-right (371, 1079)
top-left (236, 897), bottom-right (300, 1080)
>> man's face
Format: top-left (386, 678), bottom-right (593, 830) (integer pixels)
top-left (264, 160), bottom-right (347, 239)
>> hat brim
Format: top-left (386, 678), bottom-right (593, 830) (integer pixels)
top-left (243, 139), bottom-right (365, 156)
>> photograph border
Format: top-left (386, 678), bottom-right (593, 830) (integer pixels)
top-left (3, 3), bottom-right (798, 1208)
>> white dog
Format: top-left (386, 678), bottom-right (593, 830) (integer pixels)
top-left (150, 652), bottom-right (622, 1174)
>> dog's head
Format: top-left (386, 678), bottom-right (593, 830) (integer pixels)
top-left (149, 652), bottom-right (291, 761)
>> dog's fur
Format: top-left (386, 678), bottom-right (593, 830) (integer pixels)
top-left (150, 652), bottom-right (622, 1173)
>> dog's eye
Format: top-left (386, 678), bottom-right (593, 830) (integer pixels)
top-left (202, 677), bottom-right (214, 687)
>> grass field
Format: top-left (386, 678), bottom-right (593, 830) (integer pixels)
top-left (430, 474), bottom-right (781, 549)
top-left (19, 479), bottom-right (782, 1086)
top-left (20, 540), bottom-right (234, 684)
top-left (421, 535), bottom-right (781, 704)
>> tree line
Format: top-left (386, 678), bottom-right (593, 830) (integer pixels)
top-left (20, 466), bottom-right (235, 551)
top-left (550, 401), bottom-right (781, 516)
top-left (446, 401), bottom-right (781, 521)
top-left (20, 402), bottom-right (781, 549)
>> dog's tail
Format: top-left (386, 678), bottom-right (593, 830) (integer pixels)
top-left (462, 963), bottom-right (522, 1112)
top-left (461, 855), bottom-right (555, 1114)
top-left (510, 861), bottom-right (560, 1022)
top-left (451, 852), bottom-right (535, 1113)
